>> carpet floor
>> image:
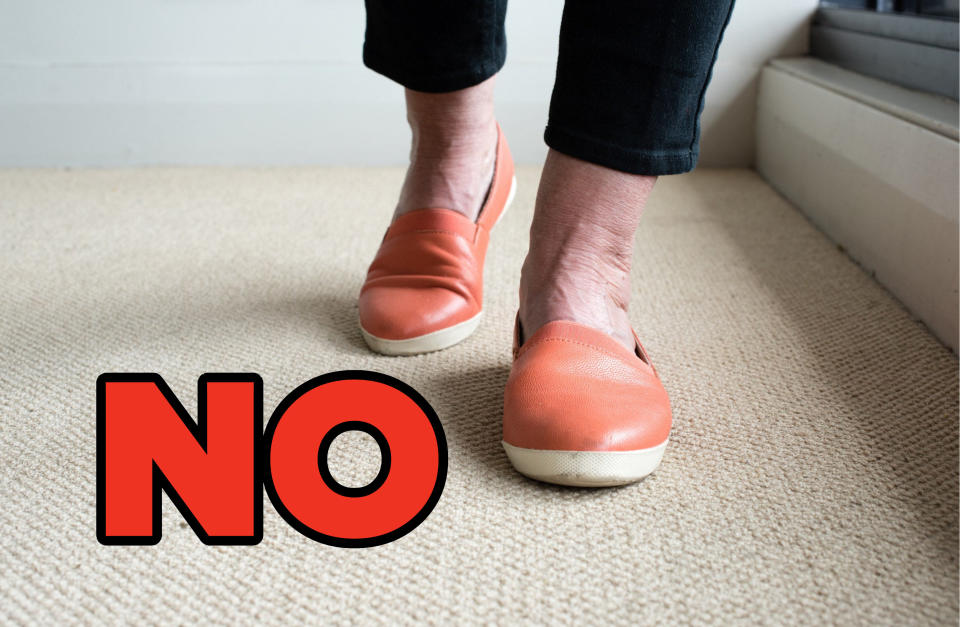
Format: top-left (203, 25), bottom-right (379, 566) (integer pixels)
top-left (1, 167), bottom-right (957, 625)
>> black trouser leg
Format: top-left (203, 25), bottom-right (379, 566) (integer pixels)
top-left (545, 0), bottom-right (736, 175)
top-left (362, 0), bottom-right (508, 93)
top-left (362, 0), bottom-right (735, 175)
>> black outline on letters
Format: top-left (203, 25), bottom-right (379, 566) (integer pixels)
top-left (317, 421), bottom-right (392, 498)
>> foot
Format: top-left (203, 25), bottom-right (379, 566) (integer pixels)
top-left (502, 319), bottom-right (672, 487)
top-left (395, 77), bottom-right (498, 222)
top-left (505, 150), bottom-right (667, 486)
top-left (518, 150), bottom-right (657, 352)
top-left (359, 127), bottom-right (515, 355)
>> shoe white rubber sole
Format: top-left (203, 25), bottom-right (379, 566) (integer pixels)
top-left (359, 176), bottom-right (517, 357)
top-left (492, 174), bottom-right (517, 229)
top-left (360, 311), bottom-right (484, 356)
top-left (502, 439), bottom-right (668, 487)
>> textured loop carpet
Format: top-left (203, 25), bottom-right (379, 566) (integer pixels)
top-left (1, 167), bottom-right (957, 624)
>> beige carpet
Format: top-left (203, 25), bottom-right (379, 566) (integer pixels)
top-left (1, 166), bottom-right (957, 625)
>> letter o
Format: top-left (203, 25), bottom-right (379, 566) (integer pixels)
top-left (264, 371), bottom-right (447, 547)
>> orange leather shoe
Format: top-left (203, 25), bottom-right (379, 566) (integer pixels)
top-left (502, 319), bottom-right (672, 487)
top-left (358, 125), bottom-right (516, 355)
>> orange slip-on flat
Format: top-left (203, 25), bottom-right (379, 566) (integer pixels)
top-left (358, 124), bottom-right (516, 356)
top-left (502, 319), bottom-right (672, 487)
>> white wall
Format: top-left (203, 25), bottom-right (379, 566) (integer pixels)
top-left (0, 0), bottom-right (815, 168)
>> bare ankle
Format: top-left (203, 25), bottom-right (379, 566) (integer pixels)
top-left (395, 77), bottom-right (498, 221)
top-left (517, 150), bottom-right (656, 350)
top-left (519, 253), bottom-right (635, 350)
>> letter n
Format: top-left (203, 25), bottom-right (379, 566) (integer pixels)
top-left (96, 373), bottom-right (263, 545)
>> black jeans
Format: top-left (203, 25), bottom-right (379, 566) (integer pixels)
top-left (363, 1), bottom-right (736, 176)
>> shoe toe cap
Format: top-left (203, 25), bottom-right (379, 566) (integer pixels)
top-left (358, 285), bottom-right (476, 340)
top-left (503, 342), bottom-right (671, 452)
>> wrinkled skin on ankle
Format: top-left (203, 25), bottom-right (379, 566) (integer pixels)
top-left (519, 150), bottom-right (656, 352)
top-left (395, 76), bottom-right (498, 222)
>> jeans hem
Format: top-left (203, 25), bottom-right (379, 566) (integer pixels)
top-left (544, 124), bottom-right (698, 176)
top-left (363, 49), bottom-right (505, 93)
